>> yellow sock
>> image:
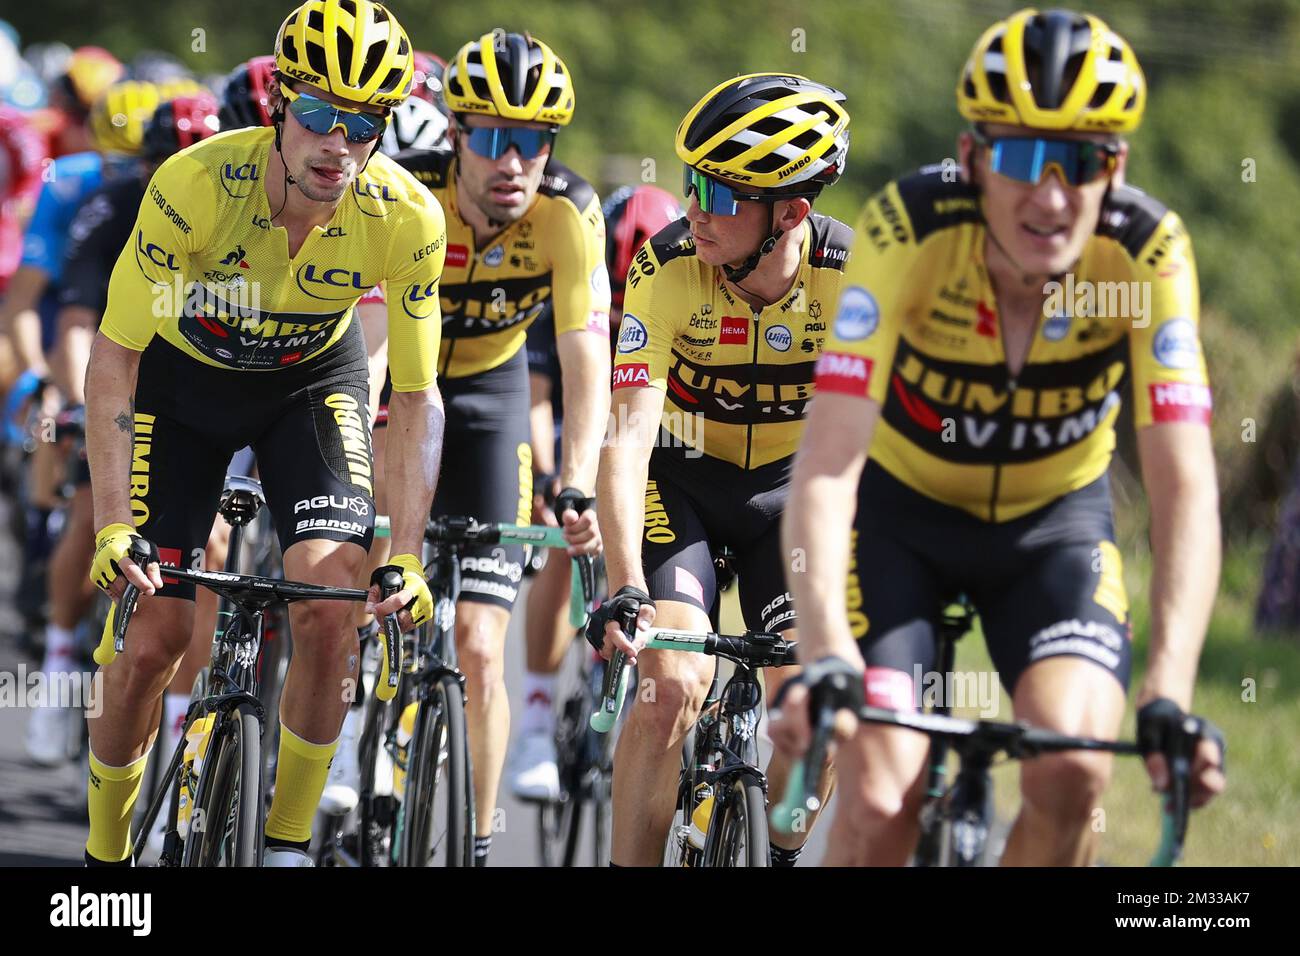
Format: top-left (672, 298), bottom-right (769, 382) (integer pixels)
top-left (86, 749), bottom-right (148, 863)
top-left (264, 724), bottom-right (338, 844)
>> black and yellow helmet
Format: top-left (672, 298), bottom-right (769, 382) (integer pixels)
top-left (676, 73), bottom-right (850, 193)
top-left (274, 0), bottom-right (414, 108)
top-left (442, 31), bottom-right (575, 126)
top-left (89, 78), bottom-right (205, 156)
top-left (957, 8), bottom-right (1145, 133)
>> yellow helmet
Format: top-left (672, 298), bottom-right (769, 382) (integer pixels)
top-left (957, 8), bottom-right (1145, 133)
top-left (62, 47), bottom-right (125, 112)
top-left (443, 32), bottom-right (575, 126)
top-left (274, 0), bottom-right (414, 108)
top-left (675, 73), bottom-right (850, 193)
top-left (89, 79), bottom-right (204, 156)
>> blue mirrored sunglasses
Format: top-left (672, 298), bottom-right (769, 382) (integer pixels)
top-left (683, 166), bottom-right (772, 216)
top-left (974, 131), bottom-right (1118, 187)
top-left (461, 124), bottom-right (557, 160)
top-left (282, 86), bottom-right (387, 143)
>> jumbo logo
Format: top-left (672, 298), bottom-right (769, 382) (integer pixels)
top-left (296, 263), bottom-right (369, 301)
top-left (402, 280), bottom-right (440, 319)
top-left (134, 230), bottom-right (179, 278)
top-left (220, 162), bottom-right (259, 199)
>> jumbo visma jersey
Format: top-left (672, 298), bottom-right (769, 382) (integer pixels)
top-left (815, 167), bottom-right (1211, 522)
top-left (101, 126), bottom-right (446, 391)
top-left (396, 150), bottom-right (610, 379)
top-left (613, 213), bottom-right (853, 469)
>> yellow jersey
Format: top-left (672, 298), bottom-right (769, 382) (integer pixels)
top-left (101, 126), bottom-right (445, 391)
top-left (816, 167), bottom-right (1211, 521)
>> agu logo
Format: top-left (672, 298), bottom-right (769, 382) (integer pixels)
top-left (617, 314), bottom-right (647, 353)
top-left (401, 280), bottom-right (440, 319)
top-left (220, 162), bottom-right (259, 199)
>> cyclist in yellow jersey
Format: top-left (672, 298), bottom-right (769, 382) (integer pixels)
top-left (387, 31), bottom-right (610, 865)
top-left (81, 0), bottom-right (447, 867)
top-left (590, 73), bottom-right (851, 866)
top-left (774, 8), bottom-right (1225, 866)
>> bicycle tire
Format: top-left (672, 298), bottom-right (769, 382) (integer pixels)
top-left (702, 773), bottom-right (769, 867)
top-left (401, 674), bottom-right (473, 866)
top-left (182, 702), bottom-right (263, 867)
top-left (357, 688), bottom-right (395, 866)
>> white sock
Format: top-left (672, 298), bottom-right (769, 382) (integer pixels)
top-left (41, 624), bottom-right (77, 675)
top-left (520, 672), bottom-right (557, 736)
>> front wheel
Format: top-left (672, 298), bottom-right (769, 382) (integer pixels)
top-left (182, 703), bottom-right (264, 867)
top-left (701, 773), bottom-right (769, 867)
top-left (401, 675), bottom-right (473, 866)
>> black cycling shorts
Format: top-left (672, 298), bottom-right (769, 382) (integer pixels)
top-left (850, 462), bottom-right (1133, 707)
top-left (641, 438), bottom-right (795, 634)
top-left (432, 348), bottom-right (533, 611)
top-left (126, 322), bottom-right (375, 600)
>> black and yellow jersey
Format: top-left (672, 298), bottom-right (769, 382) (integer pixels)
top-left (613, 213), bottom-right (853, 469)
top-left (100, 126), bottom-right (446, 392)
top-left (395, 150), bottom-right (610, 379)
top-left (816, 166), bottom-right (1211, 522)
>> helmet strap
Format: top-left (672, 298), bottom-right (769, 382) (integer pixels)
top-left (723, 204), bottom-right (783, 285)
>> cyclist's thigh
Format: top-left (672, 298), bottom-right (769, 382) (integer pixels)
top-left (254, 364), bottom-right (376, 559)
top-left (977, 539), bottom-right (1132, 709)
top-left (852, 481), bottom-right (944, 712)
top-left (641, 457), bottom-right (717, 623)
top-left (130, 353), bottom-right (234, 603)
top-left (734, 518), bottom-right (796, 635)
top-left (433, 350), bottom-right (532, 611)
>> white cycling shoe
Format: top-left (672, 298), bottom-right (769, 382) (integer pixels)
top-left (25, 700), bottom-right (76, 767)
top-left (263, 846), bottom-right (315, 867)
top-left (508, 728), bottom-right (561, 802)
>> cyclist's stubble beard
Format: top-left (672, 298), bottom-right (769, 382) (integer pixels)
top-left (458, 145), bottom-right (543, 226)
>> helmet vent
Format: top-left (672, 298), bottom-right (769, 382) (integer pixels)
top-left (307, 41), bottom-right (329, 77)
top-left (340, 0), bottom-right (357, 17)
top-left (337, 32), bottom-right (355, 72)
top-left (1088, 82), bottom-right (1114, 109)
top-left (306, 9), bottom-right (324, 32)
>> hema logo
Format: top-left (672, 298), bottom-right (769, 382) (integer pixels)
top-left (50, 886), bottom-right (151, 936)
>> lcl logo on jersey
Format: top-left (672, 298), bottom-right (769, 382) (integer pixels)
top-left (402, 280), bottom-right (440, 319)
top-left (296, 264), bottom-right (370, 301)
top-left (220, 162), bottom-right (259, 199)
top-left (134, 230), bottom-right (179, 279)
top-left (351, 179), bottom-right (397, 219)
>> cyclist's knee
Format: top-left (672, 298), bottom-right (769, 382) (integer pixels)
top-left (290, 599), bottom-right (356, 650)
top-left (110, 609), bottom-right (192, 691)
top-left (456, 603), bottom-right (508, 683)
top-left (1020, 750), bottom-right (1111, 823)
top-left (627, 664), bottom-right (710, 743)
